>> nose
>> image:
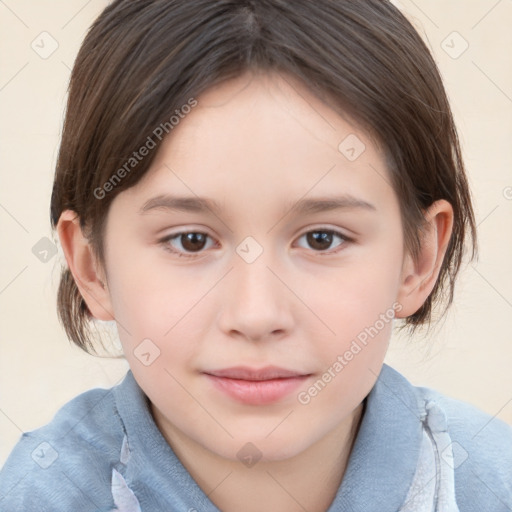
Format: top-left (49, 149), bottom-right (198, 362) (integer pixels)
top-left (216, 254), bottom-right (295, 343)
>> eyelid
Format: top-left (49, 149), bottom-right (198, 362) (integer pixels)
top-left (296, 223), bottom-right (354, 239)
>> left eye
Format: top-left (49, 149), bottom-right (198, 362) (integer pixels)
top-left (295, 229), bottom-right (349, 253)
top-left (160, 229), bottom-right (350, 257)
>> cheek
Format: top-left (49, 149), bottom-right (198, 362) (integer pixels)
top-left (300, 240), bottom-right (402, 394)
top-left (310, 275), bottom-right (395, 383)
top-left (103, 252), bottom-right (214, 407)
top-left (294, 271), bottom-right (397, 428)
top-left (106, 240), bottom-right (205, 337)
top-left (313, 250), bottom-right (402, 343)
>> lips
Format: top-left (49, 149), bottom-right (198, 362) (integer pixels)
top-left (203, 366), bottom-right (312, 405)
top-left (205, 366), bottom-right (308, 381)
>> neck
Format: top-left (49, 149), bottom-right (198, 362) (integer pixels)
top-left (151, 400), bottom-right (365, 512)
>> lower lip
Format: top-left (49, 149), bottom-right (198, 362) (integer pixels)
top-left (205, 374), bottom-right (310, 405)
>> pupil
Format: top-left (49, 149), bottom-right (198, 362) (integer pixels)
top-left (182, 233), bottom-right (206, 251)
top-left (308, 231), bottom-right (332, 250)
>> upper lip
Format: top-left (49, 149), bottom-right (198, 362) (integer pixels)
top-left (204, 366), bottom-right (310, 381)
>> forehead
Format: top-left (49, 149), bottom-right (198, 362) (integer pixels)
top-left (114, 71), bottom-right (398, 220)
top-left (163, 71), bottom-right (372, 165)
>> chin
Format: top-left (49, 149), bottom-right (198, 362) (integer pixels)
top-left (211, 428), bottom-right (318, 464)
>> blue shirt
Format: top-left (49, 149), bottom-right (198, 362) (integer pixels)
top-left (0, 363), bottom-right (511, 511)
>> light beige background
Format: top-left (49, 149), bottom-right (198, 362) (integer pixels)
top-left (1, 0), bottom-right (511, 467)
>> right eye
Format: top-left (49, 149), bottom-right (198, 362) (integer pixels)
top-left (159, 231), bottom-right (217, 258)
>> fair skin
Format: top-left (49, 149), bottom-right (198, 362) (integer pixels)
top-left (57, 71), bottom-right (453, 512)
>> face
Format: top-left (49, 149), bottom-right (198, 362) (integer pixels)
top-left (100, 71), bottom-right (407, 462)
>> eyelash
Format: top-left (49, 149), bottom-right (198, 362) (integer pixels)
top-left (158, 228), bottom-right (353, 259)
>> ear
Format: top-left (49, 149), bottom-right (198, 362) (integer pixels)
top-left (56, 210), bottom-right (115, 321)
top-left (395, 199), bottom-right (454, 318)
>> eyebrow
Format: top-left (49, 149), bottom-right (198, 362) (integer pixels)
top-left (286, 195), bottom-right (376, 215)
top-left (139, 194), bottom-right (376, 216)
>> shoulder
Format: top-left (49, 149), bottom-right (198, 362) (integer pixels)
top-left (0, 378), bottom-right (128, 511)
top-left (398, 368), bottom-right (512, 511)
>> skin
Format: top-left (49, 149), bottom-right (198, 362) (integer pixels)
top-left (58, 71), bottom-right (453, 512)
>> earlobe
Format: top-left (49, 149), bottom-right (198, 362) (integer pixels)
top-left (395, 200), bottom-right (454, 318)
top-left (56, 210), bottom-right (115, 321)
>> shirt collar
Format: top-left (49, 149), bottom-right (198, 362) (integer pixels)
top-left (328, 363), bottom-right (424, 511)
top-left (113, 370), bottom-right (219, 510)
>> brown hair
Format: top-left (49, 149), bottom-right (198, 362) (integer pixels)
top-left (50, 0), bottom-right (477, 354)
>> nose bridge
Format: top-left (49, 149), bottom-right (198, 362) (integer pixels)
top-left (235, 253), bottom-right (276, 303)
top-left (217, 240), bottom-right (293, 340)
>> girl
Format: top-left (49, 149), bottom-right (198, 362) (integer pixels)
top-left (1, 1), bottom-right (510, 510)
